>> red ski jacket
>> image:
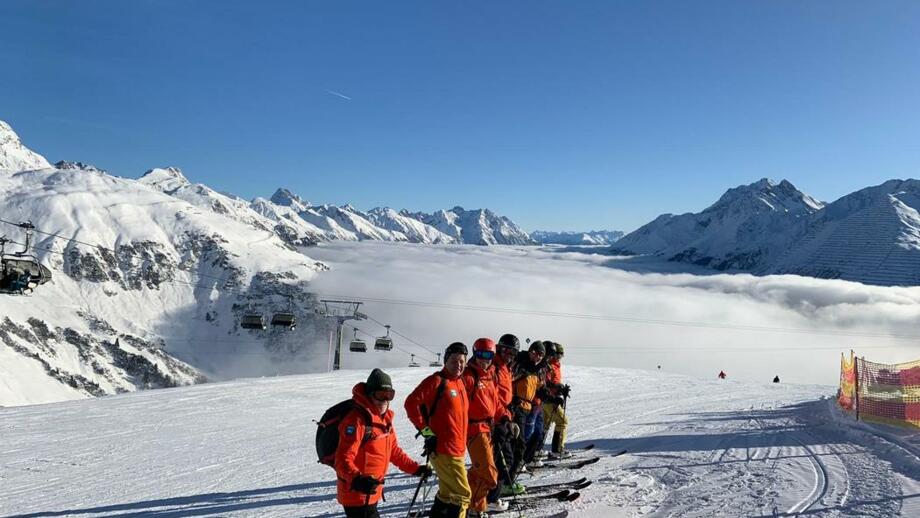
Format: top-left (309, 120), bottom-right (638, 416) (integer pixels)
top-left (335, 383), bottom-right (420, 506)
top-left (405, 370), bottom-right (469, 457)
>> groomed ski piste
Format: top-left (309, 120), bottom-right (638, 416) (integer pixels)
top-left (3, 366), bottom-right (920, 517)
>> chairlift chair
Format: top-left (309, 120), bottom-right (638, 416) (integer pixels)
top-left (429, 353), bottom-right (443, 367)
top-left (349, 329), bottom-right (367, 353)
top-left (270, 312), bottom-right (296, 330)
top-left (0, 235), bottom-right (52, 295)
top-left (374, 324), bottom-right (393, 351)
top-left (408, 354), bottom-right (421, 368)
top-left (240, 314), bottom-right (266, 330)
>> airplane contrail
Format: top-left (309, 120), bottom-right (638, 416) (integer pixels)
top-left (325, 89), bottom-right (353, 101)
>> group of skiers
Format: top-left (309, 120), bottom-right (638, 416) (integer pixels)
top-left (328, 334), bottom-right (571, 518)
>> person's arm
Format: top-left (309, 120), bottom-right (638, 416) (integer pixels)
top-left (389, 434), bottom-right (422, 475)
top-left (334, 411), bottom-right (365, 486)
top-left (404, 375), bottom-right (437, 431)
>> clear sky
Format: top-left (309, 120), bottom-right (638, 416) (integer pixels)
top-left (2, 1), bottom-right (919, 232)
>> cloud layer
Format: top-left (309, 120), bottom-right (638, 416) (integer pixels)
top-left (305, 242), bottom-right (920, 386)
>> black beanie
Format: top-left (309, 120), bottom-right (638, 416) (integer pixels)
top-left (444, 341), bottom-right (468, 360)
top-left (366, 368), bottom-right (393, 393)
top-left (529, 340), bottom-right (545, 354)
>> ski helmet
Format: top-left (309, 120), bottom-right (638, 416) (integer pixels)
top-left (528, 340), bottom-right (545, 355)
top-left (444, 341), bottom-right (469, 360)
top-left (473, 337), bottom-right (496, 353)
top-left (554, 343), bottom-right (565, 356)
top-left (498, 333), bottom-right (520, 350)
top-left (544, 341), bottom-right (557, 357)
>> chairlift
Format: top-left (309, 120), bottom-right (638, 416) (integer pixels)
top-left (270, 312), bottom-right (296, 330)
top-left (0, 228), bottom-right (52, 295)
top-left (374, 324), bottom-right (393, 351)
top-left (349, 328), bottom-right (367, 353)
top-left (409, 354), bottom-right (421, 368)
top-left (429, 353), bottom-right (443, 367)
top-left (240, 313), bottom-right (266, 330)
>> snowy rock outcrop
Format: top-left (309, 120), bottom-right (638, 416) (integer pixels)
top-left (531, 230), bottom-right (624, 245)
top-left (0, 121), bottom-right (52, 172)
top-left (406, 206), bottom-right (536, 245)
top-left (0, 121), bottom-right (331, 406)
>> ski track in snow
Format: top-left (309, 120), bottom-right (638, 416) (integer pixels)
top-left (1, 367), bottom-right (918, 517)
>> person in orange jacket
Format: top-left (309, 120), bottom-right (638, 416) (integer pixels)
top-left (336, 369), bottom-right (431, 518)
top-left (463, 338), bottom-right (507, 517)
top-left (489, 333), bottom-right (524, 504)
top-left (405, 342), bottom-right (471, 518)
top-left (542, 342), bottom-right (570, 459)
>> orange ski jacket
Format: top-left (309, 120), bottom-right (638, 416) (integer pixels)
top-left (335, 383), bottom-right (420, 506)
top-left (405, 370), bottom-right (469, 457)
top-left (462, 362), bottom-right (507, 437)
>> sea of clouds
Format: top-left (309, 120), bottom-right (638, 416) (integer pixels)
top-left (305, 242), bottom-right (920, 386)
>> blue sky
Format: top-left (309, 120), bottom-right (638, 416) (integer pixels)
top-left (2, 1), bottom-right (919, 232)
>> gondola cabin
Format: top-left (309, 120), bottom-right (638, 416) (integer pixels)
top-left (270, 312), bottom-right (296, 330)
top-left (240, 314), bottom-right (266, 330)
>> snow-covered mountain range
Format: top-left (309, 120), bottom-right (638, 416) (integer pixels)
top-left (0, 120), bottom-right (531, 406)
top-left (612, 177), bottom-right (920, 286)
top-left (0, 123), bottom-right (333, 406)
top-left (531, 229), bottom-right (624, 245)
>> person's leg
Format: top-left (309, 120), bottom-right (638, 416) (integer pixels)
top-left (343, 503), bottom-right (380, 518)
top-left (467, 432), bottom-right (498, 512)
top-left (430, 452), bottom-right (472, 518)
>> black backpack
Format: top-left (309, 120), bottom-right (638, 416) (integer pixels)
top-left (315, 399), bottom-right (373, 468)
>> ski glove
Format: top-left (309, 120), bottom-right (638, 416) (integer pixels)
top-left (351, 475), bottom-right (381, 495)
top-left (420, 426), bottom-right (437, 455)
top-left (414, 465), bottom-right (433, 478)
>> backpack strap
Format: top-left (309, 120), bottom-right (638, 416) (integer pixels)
top-left (421, 372), bottom-right (448, 427)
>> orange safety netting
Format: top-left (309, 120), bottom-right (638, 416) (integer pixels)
top-left (853, 354), bottom-right (920, 429)
top-left (837, 351), bottom-right (855, 412)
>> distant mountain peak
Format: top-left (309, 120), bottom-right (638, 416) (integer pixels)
top-left (138, 167), bottom-right (191, 194)
top-left (270, 188), bottom-right (310, 211)
top-left (0, 120), bottom-right (52, 172)
top-left (54, 161), bottom-right (108, 174)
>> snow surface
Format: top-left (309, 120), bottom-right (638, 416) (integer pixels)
top-left (2, 366), bottom-right (918, 517)
top-left (0, 121), bottom-right (51, 172)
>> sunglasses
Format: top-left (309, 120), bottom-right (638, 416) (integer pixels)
top-left (474, 350), bottom-right (495, 360)
top-left (372, 388), bottom-right (395, 401)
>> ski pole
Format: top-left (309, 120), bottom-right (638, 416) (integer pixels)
top-left (405, 453), bottom-right (431, 518)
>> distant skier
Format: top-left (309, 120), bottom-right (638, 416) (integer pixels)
top-left (334, 369), bottom-right (430, 518)
top-left (462, 338), bottom-right (506, 517)
top-left (542, 342), bottom-right (570, 460)
top-left (773, 375), bottom-right (780, 383)
top-left (718, 370), bottom-right (727, 380)
top-left (405, 342), bottom-right (471, 518)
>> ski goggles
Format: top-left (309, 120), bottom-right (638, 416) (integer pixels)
top-left (372, 388), bottom-right (396, 401)
top-left (473, 349), bottom-right (495, 361)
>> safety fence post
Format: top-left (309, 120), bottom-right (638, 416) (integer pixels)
top-left (854, 353), bottom-right (860, 422)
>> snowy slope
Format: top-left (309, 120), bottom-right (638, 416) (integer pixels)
top-left (613, 178), bottom-right (824, 271)
top-left (0, 124), bottom-right (331, 406)
top-left (366, 207), bottom-right (457, 244)
top-left (531, 230), bottom-right (624, 245)
top-left (2, 366), bottom-right (917, 517)
top-left (769, 179), bottom-right (920, 286)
